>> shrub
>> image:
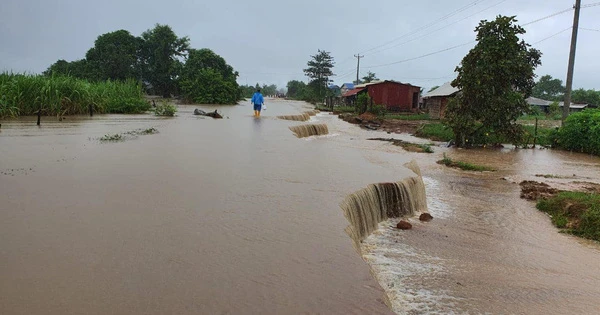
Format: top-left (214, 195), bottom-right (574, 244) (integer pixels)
top-left (154, 100), bottom-right (177, 116)
top-left (555, 109), bottom-right (600, 155)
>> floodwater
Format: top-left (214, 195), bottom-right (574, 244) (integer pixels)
top-left (2, 100), bottom-right (600, 314)
top-left (1, 100), bottom-right (411, 315)
top-left (361, 139), bottom-right (600, 314)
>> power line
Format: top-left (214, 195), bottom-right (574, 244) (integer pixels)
top-left (363, 41), bottom-right (475, 69)
top-left (359, 0), bottom-right (490, 55)
top-left (580, 27), bottom-right (600, 32)
top-left (522, 7), bottom-right (573, 26)
top-left (533, 26), bottom-right (572, 44)
top-left (365, 0), bottom-right (508, 57)
top-left (582, 2), bottom-right (600, 8)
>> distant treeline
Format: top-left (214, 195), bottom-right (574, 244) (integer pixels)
top-left (42, 24), bottom-right (241, 105)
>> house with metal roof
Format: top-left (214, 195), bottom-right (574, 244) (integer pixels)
top-left (422, 82), bottom-right (460, 119)
top-left (340, 83), bottom-right (355, 96)
top-left (342, 80), bottom-right (421, 111)
top-left (525, 97), bottom-right (588, 113)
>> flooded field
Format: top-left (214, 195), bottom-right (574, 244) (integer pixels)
top-left (2, 100), bottom-right (600, 314)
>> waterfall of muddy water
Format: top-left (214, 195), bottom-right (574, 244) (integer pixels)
top-left (289, 123), bottom-right (329, 138)
top-left (277, 113), bottom-right (310, 121)
top-left (341, 161), bottom-right (427, 247)
top-left (359, 146), bottom-right (600, 314)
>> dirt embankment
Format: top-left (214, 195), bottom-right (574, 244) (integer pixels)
top-left (337, 113), bottom-right (427, 135)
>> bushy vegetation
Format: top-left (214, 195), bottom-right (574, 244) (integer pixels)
top-left (179, 49), bottom-right (239, 104)
top-left (0, 73), bottom-right (150, 118)
top-left (438, 153), bottom-right (495, 172)
top-left (537, 191), bottom-right (600, 241)
top-left (153, 101), bottom-right (177, 116)
top-left (415, 123), bottom-right (454, 142)
top-left (554, 109), bottom-right (600, 155)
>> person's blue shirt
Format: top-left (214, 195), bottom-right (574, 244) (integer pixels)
top-left (251, 92), bottom-right (264, 105)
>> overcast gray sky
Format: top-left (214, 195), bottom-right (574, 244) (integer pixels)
top-left (1, 0), bottom-right (598, 91)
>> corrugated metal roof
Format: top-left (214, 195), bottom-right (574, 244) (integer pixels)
top-left (423, 82), bottom-right (459, 98)
top-left (354, 80), bottom-right (420, 89)
top-left (342, 88), bottom-right (365, 97)
top-left (526, 97), bottom-right (588, 108)
top-left (341, 83), bottom-right (355, 89)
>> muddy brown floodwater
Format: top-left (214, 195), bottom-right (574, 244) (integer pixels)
top-left (1, 100), bottom-right (407, 315)
top-left (2, 100), bottom-right (600, 315)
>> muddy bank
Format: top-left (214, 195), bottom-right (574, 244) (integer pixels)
top-left (337, 113), bottom-right (427, 135)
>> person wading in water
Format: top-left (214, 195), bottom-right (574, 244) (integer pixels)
top-left (251, 89), bottom-right (265, 117)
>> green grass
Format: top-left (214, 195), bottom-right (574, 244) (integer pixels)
top-left (385, 113), bottom-right (431, 120)
top-left (537, 191), bottom-right (600, 241)
top-left (0, 72), bottom-right (150, 118)
top-left (415, 123), bottom-right (454, 142)
top-left (438, 153), bottom-right (495, 172)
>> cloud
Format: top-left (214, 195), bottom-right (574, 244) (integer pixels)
top-left (0, 0), bottom-right (597, 90)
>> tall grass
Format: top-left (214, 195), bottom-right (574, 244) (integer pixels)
top-left (0, 72), bottom-right (150, 118)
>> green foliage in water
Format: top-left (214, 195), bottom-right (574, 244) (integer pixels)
top-left (100, 133), bottom-right (124, 141)
top-left (153, 101), bottom-right (177, 116)
top-left (554, 109), bottom-right (600, 155)
top-left (0, 72), bottom-right (150, 118)
top-left (438, 153), bottom-right (495, 172)
top-left (537, 191), bottom-right (600, 241)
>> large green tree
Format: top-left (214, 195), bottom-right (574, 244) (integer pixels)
top-left (85, 30), bottom-right (142, 81)
top-left (303, 50), bottom-right (335, 101)
top-left (447, 15), bottom-right (542, 147)
top-left (179, 48), bottom-right (239, 104)
top-left (531, 75), bottom-right (565, 101)
top-left (139, 24), bottom-right (190, 97)
top-left (286, 80), bottom-right (308, 99)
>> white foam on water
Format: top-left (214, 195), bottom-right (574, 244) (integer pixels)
top-left (361, 223), bottom-right (464, 314)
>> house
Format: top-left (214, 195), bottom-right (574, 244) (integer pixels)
top-left (526, 97), bottom-right (588, 113)
top-left (344, 80), bottom-right (421, 111)
top-left (422, 82), bottom-right (460, 119)
top-left (342, 88), bottom-right (365, 105)
top-left (340, 83), bottom-right (355, 95)
top-left (328, 84), bottom-right (341, 97)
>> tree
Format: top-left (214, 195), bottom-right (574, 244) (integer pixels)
top-left (428, 85), bottom-right (440, 93)
top-left (447, 15), bottom-right (542, 147)
top-left (531, 75), bottom-right (565, 101)
top-left (179, 48), bottom-right (239, 104)
top-left (139, 24), bottom-right (190, 97)
top-left (85, 30), bottom-right (142, 81)
top-left (286, 80), bottom-right (307, 99)
top-left (362, 71), bottom-right (378, 83)
top-left (303, 50), bottom-right (335, 101)
top-left (43, 59), bottom-right (91, 79)
top-left (571, 88), bottom-right (600, 106)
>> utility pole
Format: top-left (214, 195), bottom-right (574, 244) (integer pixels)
top-left (563, 0), bottom-right (581, 122)
top-left (354, 54), bottom-right (364, 85)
